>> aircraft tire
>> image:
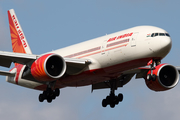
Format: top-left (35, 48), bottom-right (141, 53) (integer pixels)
top-left (147, 74), bottom-right (156, 81)
top-left (110, 103), bottom-right (115, 108)
top-left (147, 74), bottom-right (152, 81)
top-left (118, 93), bottom-right (123, 102)
top-left (43, 91), bottom-right (47, 99)
top-left (114, 96), bottom-right (119, 105)
top-left (55, 88), bottom-right (60, 97)
top-left (151, 74), bottom-right (156, 81)
top-left (47, 97), bottom-right (52, 103)
top-left (52, 93), bottom-right (56, 100)
top-left (102, 99), bottom-right (107, 107)
top-left (106, 96), bottom-right (110, 104)
top-left (39, 94), bottom-right (44, 102)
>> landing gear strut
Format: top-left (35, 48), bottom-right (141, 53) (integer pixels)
top-left (102, 80), bottom-right (123, 108)
top-left (146, 59), bottom-right (161, 81)
top-left (39, 87), bottom-right (60, 103)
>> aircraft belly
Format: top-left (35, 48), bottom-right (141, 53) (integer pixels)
top-left (57, 57), bottom-right (151, 87)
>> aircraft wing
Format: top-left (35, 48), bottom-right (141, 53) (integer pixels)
top-left (175, 66), bottom-right (180, 73)
top-left (92, 65), bottom-right (180, 91)
top-left (0, 51), bottom-right (37, 68)
top-left (0, 70), bottom-right (16, 77)
top-left (0, 51), bottom-right (91, 76)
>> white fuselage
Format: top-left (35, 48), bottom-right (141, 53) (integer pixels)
top-left (52, 26), bottom-right (171, 68)
top-left (45, 26), bottom-right (171, 88)
top-left (10, 26), bottom-right (172, 90)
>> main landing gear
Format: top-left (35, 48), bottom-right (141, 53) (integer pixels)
top-left (102, 91), bottom-right (123, 108)
top-left (102, 80), bottom-right (123, 108)
top-left (38, 87), bottom-right (60, 103)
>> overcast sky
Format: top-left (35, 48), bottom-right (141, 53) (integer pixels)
top-left (0, 0), bottom-right (180, 120)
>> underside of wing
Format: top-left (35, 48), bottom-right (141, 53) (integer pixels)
top-left (64, 57), bottom-right (91, 75)
top-left (92, 66), bottom-right (150, 91)
top-left (0, 51), bottom-right (91, 76)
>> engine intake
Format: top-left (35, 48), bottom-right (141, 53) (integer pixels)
top-left (145, 63), bottom-right (179, 91)
top-left (31, 53), bottom-right (66, 82)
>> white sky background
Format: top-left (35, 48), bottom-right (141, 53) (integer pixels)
top-left (0, 0), bottom-right (180, 120)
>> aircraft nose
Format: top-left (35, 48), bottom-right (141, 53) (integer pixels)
top-left (160, 37), bottom-right (172, 54)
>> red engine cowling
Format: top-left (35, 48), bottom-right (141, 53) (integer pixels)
top-left (31, 53), bottom-right (66, 82)
top-left (145, 63), bottom-right (179, 91)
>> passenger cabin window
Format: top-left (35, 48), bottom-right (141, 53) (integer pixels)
top-left (151, 33), bottom-right (170, 37)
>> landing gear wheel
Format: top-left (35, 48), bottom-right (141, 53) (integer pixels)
top-left (110, 103), bottom-right (115, 108)
top-left (52, 93), bottom-right (56, 100)
top-left (147, 74), bottom-right (156, 81)
top-left (55, 88), bottom-right (60, 97)
top-left (39, 94), bottom-right (44, 102)
top-left (102, 99), bottom-right (107, 107)
top-left (106, 96), bottom-right (110, 103)
top-left (147, 74), bottom-right (152, 81)
top-left (114, 96), bottom-right (119, 105)
top-left (101, 78), bottom-right (125, 108)
top-left (43, 91), bottom-right (47, 99)
top-left (47, 97), bottom-right (52, 103)
top-left (102, 93), bottom-right (123, 108)
top-left (38, 87), bottom-right (61, 103)
top-left (151, 74), bottom-right (156, 81)
top-left (118, 93), bottom-right (123, 102)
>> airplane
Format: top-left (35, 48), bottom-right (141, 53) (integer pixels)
top-left (0, 9), bottom-right (179, 108)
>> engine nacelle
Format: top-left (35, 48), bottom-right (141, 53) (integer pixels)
top-left (31, 53), bottom-right (66, 82)
top-left (145, 63), bottom-right (179, 91)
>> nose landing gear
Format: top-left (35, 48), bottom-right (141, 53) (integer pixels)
top-left (146, 59), bottom-right (161, 81)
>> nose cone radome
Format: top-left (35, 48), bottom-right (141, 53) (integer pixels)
top-left (161, 37), bottom-right (172, 51)
top-left (160, 37), bottom-right (172, 57)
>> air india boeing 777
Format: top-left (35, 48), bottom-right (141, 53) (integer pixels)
top-left (0, 9), bottom-right (179, 108)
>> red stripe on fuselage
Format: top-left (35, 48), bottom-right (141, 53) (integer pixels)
top-left (105, 44), bottom-right (128, 51)
top-left (65, 39), bottom-right (129, 58)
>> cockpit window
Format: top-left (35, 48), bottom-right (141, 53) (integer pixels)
top-left (151, 33), bottom-right (170, 37)
top-left (154, 33), bottom-right (158, 36)
top-left (159, 33), bottom-right (165, 36)
top-left (165, 33), bottom-right (170, 37)
top-left (151, 33), bottom-right (154, 37)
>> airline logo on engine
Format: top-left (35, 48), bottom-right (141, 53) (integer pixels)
top-left (12, 15), bottom-right (27, 48)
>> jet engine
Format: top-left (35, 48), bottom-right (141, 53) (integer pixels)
top-left (145, 63), bottom-right (179, 91)
top-left (31, 53), bottom-right (66, 82)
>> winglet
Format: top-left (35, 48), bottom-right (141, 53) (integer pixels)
top-left (8, 9), bottom-right (32, 54)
